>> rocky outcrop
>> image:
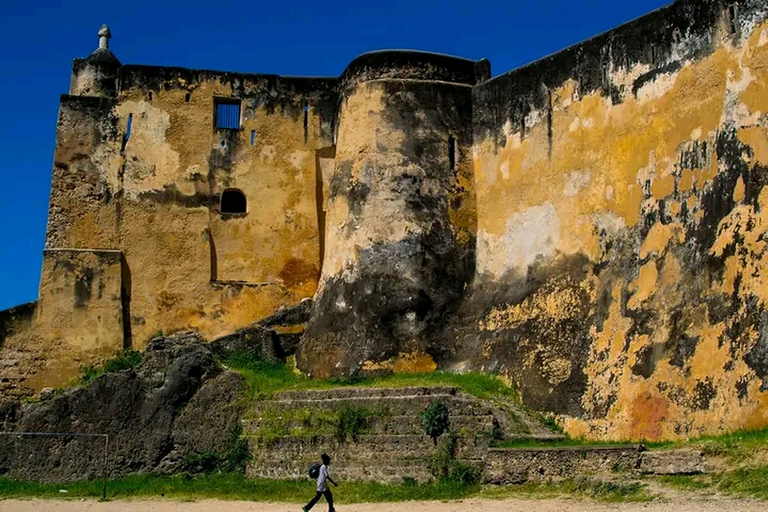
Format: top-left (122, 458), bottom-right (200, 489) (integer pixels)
top-left (209, 299), bottom-right (314, 362)
top-left (0, 331), bottom-right (246, 482)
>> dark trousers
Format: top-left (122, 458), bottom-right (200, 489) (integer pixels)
top-left (304, 489), bottom-right (334, 511)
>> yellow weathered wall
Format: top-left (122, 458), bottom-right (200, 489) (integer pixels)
top-left (0, 69), bottom-right (335, 395)
top-left (115, 73), bottom-right (328, 345)
top-left (466, 7), bottom-right (768, 440)
top-left (0, 250), bottom-right (125, 393)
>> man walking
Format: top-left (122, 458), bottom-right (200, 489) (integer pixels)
top-left (303, 453), bottom-right (337, 512)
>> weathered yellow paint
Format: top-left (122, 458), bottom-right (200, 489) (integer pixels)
top-left (476, 19), bottom-right (768, 440)
top-left (392, 352), bottom-right (438, 374)
top-left (639, 222), bottom-right (684, 259)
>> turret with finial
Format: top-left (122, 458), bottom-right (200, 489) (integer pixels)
top-left (69, 24), bottom-right (121, 96)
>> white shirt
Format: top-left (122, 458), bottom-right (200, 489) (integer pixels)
top-left (317, 464), bottom-right (329, 492)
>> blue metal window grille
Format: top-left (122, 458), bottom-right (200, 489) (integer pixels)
top-left (216, 102), bottom-right (240, 129)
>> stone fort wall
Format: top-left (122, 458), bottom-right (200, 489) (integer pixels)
top-left (2, 0), bottom-right (768, 442)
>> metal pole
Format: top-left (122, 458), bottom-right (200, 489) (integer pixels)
top-left (102, 434), bottom-right (109, 501)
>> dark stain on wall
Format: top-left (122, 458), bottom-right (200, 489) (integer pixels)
top-left (472, 0), bottom-right (723, 144)
top-left (632, 344), bottom-right (664, 379)
top-left (691, 378), bottom-right (717, 411)
top-left (137, 185), bottom-right (213, 209)
top-left (445, 254), bottom-right (594, 417)
top-left (303, 227), bottom-right (468, 376)
top-left (278, 259), bottom-right (320, 289)
top-left (328, 160), bottom-right (370, 220)
top-left (73, 268), bottom-right (95, 309)
top-left (745, 313), bottom-right (768, 391)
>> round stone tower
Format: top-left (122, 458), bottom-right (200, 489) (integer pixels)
top-left (298, 51), bottom-right (487, 378)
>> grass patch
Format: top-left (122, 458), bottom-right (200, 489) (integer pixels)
top-left (492, 425), bottom-right (768, 453)
top-left (490, 436), bottom-right (676, 450)
top-left (0, 474), bottom-right (477, 503)
top-left (222, 351), bottom-right (521, 402)
top-left (660, 465), bottom-right (768, 500)
top-left (80, 350), bottom-right (142, 384)
top-left (492, 438), bottom-right (648, 449)
top-left (0, 474), bottom-right (651, 503)
top-left (479, 479), bottom-right (654, 503)
top-left (671, 426), bottom-right (768, 462)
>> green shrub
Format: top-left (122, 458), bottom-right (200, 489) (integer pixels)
top-left (427, 434), bottom-right (480, 485)
top-left (445, 460), bottom-right (481, 486)
top-left (429, 433), bottom-right (457, 478)
top-left (336, 407), bottom-right (370, 442)
top-left (421, 402), bottom-right (450, 445)
top-left (182, 451), bottom-right (223, 474)
top-left (224, 424), bottom-right (251, 473)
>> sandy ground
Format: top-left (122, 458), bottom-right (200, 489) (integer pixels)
top-left (2, 497), bottom-right (767, 512)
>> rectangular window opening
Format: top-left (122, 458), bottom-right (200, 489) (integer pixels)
top-left (215, 99), bottom-right (241, 130)
top-left (448, 136), bottom-right (456, 172)
top-left (303, 103), bottom-right (309, 144)
top-left (250, 130), bottom-right (256, 146)
top-left (121, 113), bottom-right (133, 152)
top-left (185, 92), bottom-right (191, 103)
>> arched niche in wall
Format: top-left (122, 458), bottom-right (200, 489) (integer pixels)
top-left (220, 188), bottom-right (247, 215)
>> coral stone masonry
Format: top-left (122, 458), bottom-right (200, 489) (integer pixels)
top-left (3, 0), bottom-right (768, 442)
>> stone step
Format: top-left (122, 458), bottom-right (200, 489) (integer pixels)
top-left (247, 459), bottom-right (438, 483)
top-left (244, 413), bottom-right (497, 437)
top-left (368, 414), bottom-right (496, 435)
top-left (259, 395), bottom-right (492, 416)
top-left (248, 434), bottom-right (490, 460)
top-left (276, 386), bottom-right (459, 401)
top-left (505, 432), bottom-right (568, 442)
top-left (485, 445), bottom-right (644, 484)
top-left (248, 457), bottom-right (487, 484)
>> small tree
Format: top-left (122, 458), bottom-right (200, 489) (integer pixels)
top-left (421, 401), bottom-right (450, 445)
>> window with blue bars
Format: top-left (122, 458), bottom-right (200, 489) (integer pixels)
top-left (215, 100), bottom-right (241, 129)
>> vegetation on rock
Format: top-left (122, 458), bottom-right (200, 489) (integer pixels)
top-left (79, 350), bottom-right (142, 384)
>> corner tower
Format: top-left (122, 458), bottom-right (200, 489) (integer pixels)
top-left (298, 51), bottom-right (488, 377)
top-left (70, 25), bottom-right (121, 97)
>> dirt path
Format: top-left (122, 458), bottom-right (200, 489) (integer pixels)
top-left (2, 497), bottom-right (767, 512)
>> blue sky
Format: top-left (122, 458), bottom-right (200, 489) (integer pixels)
top-left (0, 0), bottom-right (669, 311)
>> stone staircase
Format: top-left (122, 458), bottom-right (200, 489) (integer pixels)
top-left (244, 386), bottom-right (561, 482)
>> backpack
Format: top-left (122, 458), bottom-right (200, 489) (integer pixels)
top-left (309, 463), bottom-right (321, 479)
